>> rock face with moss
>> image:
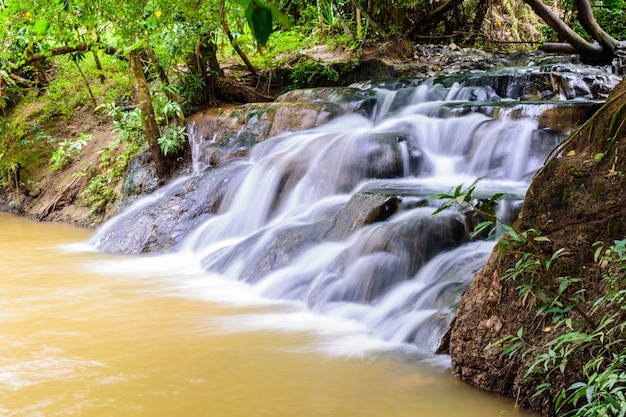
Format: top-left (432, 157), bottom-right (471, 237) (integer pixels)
top-left (450, 78), bottom-right (626, 416)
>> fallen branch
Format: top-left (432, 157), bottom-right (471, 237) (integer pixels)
top-left (37, 174), bottom-right (82, 221)
top-left (540, 42), bottom-right (579, 54)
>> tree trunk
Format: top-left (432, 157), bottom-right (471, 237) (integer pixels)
top-left (574, 0), bottom-right (618, 53)
top-left (17, 43), bottom-right (117, 72)
top-left (522, 0), bottom-right (619, 64)
top-left (92, 51), bottom-right (105, 84)
top-left (415, 0), bottom-right (465, 32)
top-left (146, 42), bottom-right (171, 90)
top-left (73, 59), bottom-right (97, 109)
top-left (220, 0), bottom-right (258, 75)
top-left (471, 0), bottom-right (490, 41)
top-left (351, 0), bottom-right (388, 37)
top-left (522, 0), bottom-right (603, 56)
top-left (129, 50), bottom-right (170, 179)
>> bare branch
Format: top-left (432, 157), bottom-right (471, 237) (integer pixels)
top-left (522, 0), bottom-right (603, 56)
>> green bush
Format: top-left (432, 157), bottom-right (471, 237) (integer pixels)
top-left (48, 133), bottom-right (91, 171)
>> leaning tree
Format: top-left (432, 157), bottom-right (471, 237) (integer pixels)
top-left (523, 0), bottom-right (625, 68)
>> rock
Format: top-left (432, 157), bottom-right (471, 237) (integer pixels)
top-left (91, 162), bottom-right (248, 254)
top-left (203, 192), bottom-right (402, 283)
top-left (187, 101), bottom-right (345, 168)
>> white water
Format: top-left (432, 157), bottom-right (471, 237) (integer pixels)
top-left (90, 76), bottom-right (584, 354)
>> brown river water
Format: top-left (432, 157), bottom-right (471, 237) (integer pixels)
top-left (0, 212), bottom-right (537, 417)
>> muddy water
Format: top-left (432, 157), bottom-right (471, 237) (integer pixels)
top-left (0, 213), bottom-right (536, 417)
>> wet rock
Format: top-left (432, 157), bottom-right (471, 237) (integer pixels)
top-left (115, 147), bottom-right (160, 214)
top-left (276, 87), bottom-right (379, 117)
top-left (187, 101), bottom-right (345, 169)
top-left (306, 209), bottom-right (471, 306)
top-left (536, 102), bottom-right (599, 132)
top-left (91, 162), bottom-right (248, 254)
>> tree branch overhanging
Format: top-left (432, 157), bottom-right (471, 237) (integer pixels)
top-left (574, 0), bottom-right (618, 53)
top-left (522, 0), bottom-right (620, 64)
top-left (17, 42), bottom-right (118, 72)
top-left (522, 0), bottom-right (603, 56)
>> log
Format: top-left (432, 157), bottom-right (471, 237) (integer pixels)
top-left (540, 42), bottom-right (579, 54)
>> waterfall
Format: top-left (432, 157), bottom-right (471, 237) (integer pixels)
top-left (90, 66), bottom-right (619, 352)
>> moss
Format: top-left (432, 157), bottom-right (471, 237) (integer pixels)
top-left (568, 164), bottom-right (585, 177)
top-left (591, 182), bottom-right (605, 198)
top-left (561, 187), bottom-right (570, 205)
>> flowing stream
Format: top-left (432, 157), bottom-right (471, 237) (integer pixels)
top-left (2, 64), bottom-right (621, 415)
top-left (91, 64), bottom-right (619, 351)
top-left (0, 213), bottom-right (536, 416)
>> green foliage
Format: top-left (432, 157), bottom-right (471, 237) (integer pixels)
top-left (79, 131), bottom-right (142, 218)
top-left (0, 117), bottom-right (47, 202)
top-left (521, 239), bottom-right (626, 417)
top-left (174, 71), bottom-right (206, 109)
top-left (488, 226), bottom-right (626, 416)
top-left (158, 125), bottom-right (187, 156)
top-left (79, 172), bottom-right (117, 216)
top-left (229, 0), bottom-right (290, 47)
top-left (589, 0), bottom-right (626, 40)
top-left (289, 59), bottom-right (339, 88)
top-left (48, 133), bottom-right (91, 171)
top-left (105, 103), bottom-right (145, 144)
top-left (435, 181), bottom-right (626, 416)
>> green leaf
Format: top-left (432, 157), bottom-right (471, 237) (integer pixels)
top-left (502, 342), bottom-right (522, 357)
top-left (125, 39), bottom-right (146, 53)
top-left (501, 224), bottom-right (521, 242)
top-left (533, 236), bottom-right (551, 242)
top-left (267, 4), bottom-right (290, 27)
top-left (230, 0), bottom-right (251, 6)
top-left (245, 1), bottom-right (274, 46)
top-left (472, 220), bottom-right (495, 238)
top-left (57, 0), bottom-right (70, 11)
top-left (33, 20), bottom-right (50, 35)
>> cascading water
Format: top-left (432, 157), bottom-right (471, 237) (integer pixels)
top-left (90, 65), bottom-right (620, 353)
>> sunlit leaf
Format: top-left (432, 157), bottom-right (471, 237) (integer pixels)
top-left (125, 39), bottom-right (146, 53)
top-left (33, 20), bottom-right (50, 35)
top-left (56, 0), bottom-right (70, 11)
